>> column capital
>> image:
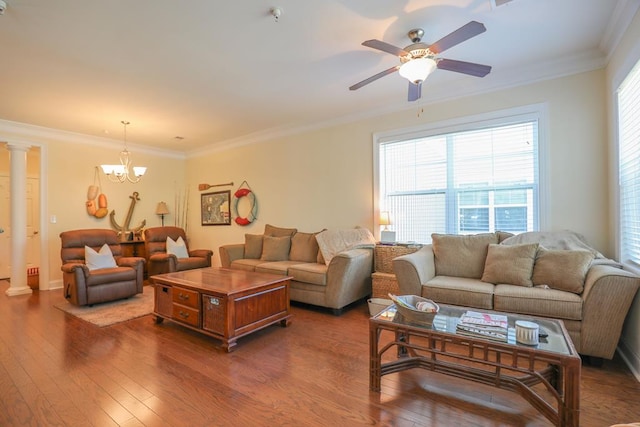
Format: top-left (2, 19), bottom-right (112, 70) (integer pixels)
top-left (5, 141), bottom-right (32, 152)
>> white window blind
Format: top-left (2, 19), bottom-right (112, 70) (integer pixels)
top-left (618, 60), bottom-right (640, 267)
top-left (379, 119), bottom-right (539, 244)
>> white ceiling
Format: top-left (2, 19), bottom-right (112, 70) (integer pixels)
top-left (0, 0), bottom-right (637, 154)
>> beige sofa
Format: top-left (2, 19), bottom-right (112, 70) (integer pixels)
top-left (392, 231), bottom-right (640, 360)
top-left (219, 225), bottom-right (374, 313)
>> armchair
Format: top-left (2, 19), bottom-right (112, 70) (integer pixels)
top-left (60, 229), bottom-right (145, 306)
top-left (144, 226), bottom-right (213, 276)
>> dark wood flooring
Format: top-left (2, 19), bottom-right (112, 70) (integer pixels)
top-left (1, 282), bottom-right (639, 426)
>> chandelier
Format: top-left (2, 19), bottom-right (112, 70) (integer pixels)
top-left (100, 121), bottom-right (147, 183)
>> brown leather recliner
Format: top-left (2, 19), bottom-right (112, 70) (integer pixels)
top-left (60, 229), bottom-right (145, 306)
top-left (144, 226), bottom-right (213, 276)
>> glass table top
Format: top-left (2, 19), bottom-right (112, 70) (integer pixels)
top-left (373, 303), bottom-right (574, 356)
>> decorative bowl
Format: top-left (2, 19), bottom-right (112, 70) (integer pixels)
top-left (388, 294), bottom-right (439, 325)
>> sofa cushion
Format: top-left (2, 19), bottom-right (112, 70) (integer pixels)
top-left (86, 266), bottom-right (136, 286)
top-left (288, 263), bottom-right (328, 286)
top-left (260, 236), bottom-right (291, 261)
top-left (494, 284), bottom-right (583, 321)
top-left (230, 259), bottom-right (263, 272)
top-left (481, 243), bottom-right (538, 287)
top-left (255, 261), bottom-right (300, 275)
top-left (176, 257), bottom-right (210, 271)
top-left (290, 231), bottom-right (320, 263)
top-left (264, 224), bottom-right (298, 238)
top-left (532, 248), bottom-right (594, 294)
top-left (244, 234), bottom-right (263, 259)
top-left (423, 276), bottom-right (494, 310)
top-left (497, 231), bottom-right (515, 242)
top-left (431, 233), bottom-right (499, 279)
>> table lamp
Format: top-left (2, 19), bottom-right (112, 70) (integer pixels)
top-left (155, 201), bottom-right (170, 226)
top-left (380, 211), bottom-right (396, 244)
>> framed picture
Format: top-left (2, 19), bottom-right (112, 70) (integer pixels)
top-left (201, 190), bottom-right (231, 226)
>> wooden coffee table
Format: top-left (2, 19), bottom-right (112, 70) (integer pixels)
top-left (151, 267), bottom-right (292, 352)
top-left (370, 304), bottom-right (581, 427)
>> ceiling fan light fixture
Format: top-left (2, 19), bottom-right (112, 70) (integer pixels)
top-left (399, 57), bottom-right (437, 85)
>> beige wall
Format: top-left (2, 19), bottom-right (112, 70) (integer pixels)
top-left (186, 69), bottom-right (610, 265)
top-left (0, 131), bottom-right (185, 288)
top-left (606, 8), bottom-right (640, 378)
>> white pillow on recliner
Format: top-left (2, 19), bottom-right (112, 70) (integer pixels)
top-left (167, 236), bottom-right (189, 259)
top-left (85, 244), bottom-right (117, 270)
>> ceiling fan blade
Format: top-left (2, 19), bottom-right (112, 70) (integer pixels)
top-left (408, 82), bottom-right (422, 102)
top-left (362, 39), bottom-right (409, 57)
top-left (437, 58), bottom-right (492, 77)
top-left (428, 21), bottom-right (486, 54)
top-left (349, 66), bottom-right (399, 91)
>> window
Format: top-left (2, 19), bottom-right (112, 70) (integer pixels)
top-left (618, 59), bottom-right (640, 268)
top-left (376, 109), bottom-right (541, 244)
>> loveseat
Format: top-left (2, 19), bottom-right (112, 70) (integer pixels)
top-left (392, 231), bottom-right (640, 360)
top-left (60, 229), bottom-right (145, 306)
top-left (144, 226), bottom-right (213, 276)
top-left (219, 225), bottom-right (375, 313)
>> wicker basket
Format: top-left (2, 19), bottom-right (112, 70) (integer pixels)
top-left (374, 245), bottom-right (421, 274)
top-left (371, 272), bottom-right (399, 298)
top-left (389, 294), bottom-right (439, 326)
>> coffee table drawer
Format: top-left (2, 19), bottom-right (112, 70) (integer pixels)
top-left (202, 294), bottom-right (227, 335)
top-left (173, 287), bottom-right (199, 309)
top-left (172, 304), bottom-right (200, 327)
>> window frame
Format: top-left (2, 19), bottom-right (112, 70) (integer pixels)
top-left (615, 58), bottom-right (640, 272)
top-left (373, 104), bottom-right (549, 241)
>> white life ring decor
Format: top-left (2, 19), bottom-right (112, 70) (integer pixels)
top-left (231, 181), bottom-right (257, 226)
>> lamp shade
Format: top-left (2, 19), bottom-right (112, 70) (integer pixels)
top-left (399, 57), bottom-right (437, 84)
top-left (380, 211), bottom-right (391, 226)
top-left (155, 202), bottom-right (170, 215)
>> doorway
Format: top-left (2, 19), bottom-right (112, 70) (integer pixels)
top-left (0, 144), bottom-right (41, 280)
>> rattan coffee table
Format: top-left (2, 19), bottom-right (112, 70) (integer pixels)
top-left (370, 304), bottom-right (581, 427)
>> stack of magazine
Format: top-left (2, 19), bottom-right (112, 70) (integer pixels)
top-left (456, 310), bottom-right (508, 342)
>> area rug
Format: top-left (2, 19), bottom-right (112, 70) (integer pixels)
top-left (54, 285), bottom-right (154, 327)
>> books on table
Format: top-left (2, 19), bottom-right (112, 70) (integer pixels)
top-left (456, 310), bottom-right (508, 342)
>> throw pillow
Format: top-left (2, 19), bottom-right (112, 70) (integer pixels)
top-left (289, 231), bottom-right (320, 263)
top-left (167, 236), bottom-right (189, 259)
top-left (481, 243), bottom-right (538, 286)
top-left (85, 244), bottom-right (117, 270)
top-left (260, 236), bottom-right (291, 261)
top-left (264, 224), bottom-right (297, 238)
top-left (244, 234), bottom-right (264, 259)
top-left (431, 233), bottom-right (499, 279)
top-left (532, 248), bottom-right (594, 294)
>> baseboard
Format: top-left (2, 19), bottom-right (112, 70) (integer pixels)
top-left (617, 339), bottom-right (640, 382)
top-left (46, 279), bottom-right (63, 291)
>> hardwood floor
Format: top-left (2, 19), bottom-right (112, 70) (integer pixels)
top-left (1, 282), bottom-right (639, 427)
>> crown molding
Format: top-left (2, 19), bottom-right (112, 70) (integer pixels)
top-left (0, 118), bottom-right (185, 159)
top-left (601, 0), bottom-right (640, 60)
top-left (187, 48), bottom-right (607, 158)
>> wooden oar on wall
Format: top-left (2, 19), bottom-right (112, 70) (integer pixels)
top-left (198, 182), bottom-right (233, 191)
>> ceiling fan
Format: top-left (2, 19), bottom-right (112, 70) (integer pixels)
top-left (349, 21), bottom-right (492, 102)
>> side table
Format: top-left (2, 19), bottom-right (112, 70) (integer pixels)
top-left (121, 240), bottom-right (147, 278)
top-left (372, 244), bottom-right (421, 298)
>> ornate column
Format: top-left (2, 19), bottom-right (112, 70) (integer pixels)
top-left (5, 142), bottom-right (32, 296)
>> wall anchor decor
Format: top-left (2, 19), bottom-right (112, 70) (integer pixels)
top-left (86, 166), bottom-right (109, 218)
top-left (110, 191), bottom-right (146, 237)
top-left (231, 180), bottom-right (257, 226)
